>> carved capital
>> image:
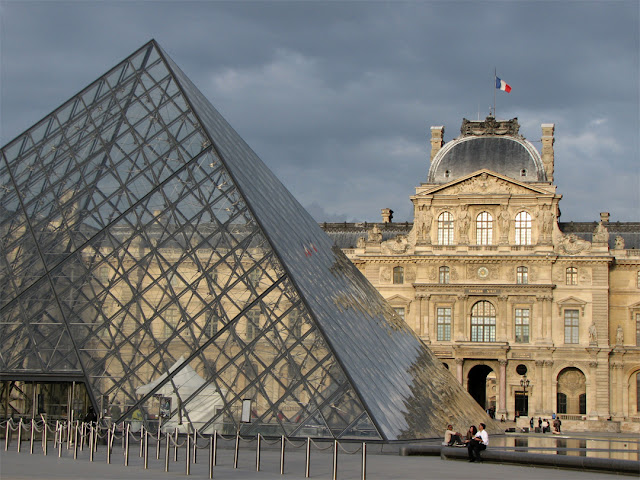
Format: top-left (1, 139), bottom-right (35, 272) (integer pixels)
top-left (535, 360), bottom-right (545, 367)
top-left (588, 361), bottom-right (598, 369)
top-left (498, 359), bottom-right (508, 366)
top-left (543, 360), bottom-right (554, 367)
top-left (455, 358), bottom-right (464, 365)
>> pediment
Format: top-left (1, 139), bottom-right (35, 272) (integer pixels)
top-left (557, 296), bottom-right (588, 315)
top-left (417, 169), bottom-right (550, 196)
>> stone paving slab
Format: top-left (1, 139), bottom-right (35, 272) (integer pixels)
top-left (0, 443), bottom-right (630, 480)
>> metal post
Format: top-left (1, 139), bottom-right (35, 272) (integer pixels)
top-left (89, 424), bottom-right (95, 462)
top-left (173, 428), bottom-right (178, 462)
top-left (43, 420), bottom-right (47, 456)
top-left (17, 418), bottom-right (22, 453)
top-left (74, 423), bottom-right (79, 459)
top-left (122, 422), bottom-right (125, 452)
top-left (58, 424), bottom-right (63, 457)
top-left (208, 435), bottom-right (214, 479)
top-left (233, 432), bottom-right (239, 469)
top-left (144, 429), bottom-right (149, 469)
top-left (212, 430), bottom-right (217, 467)
top-left (156, 426), bottom-right (161, 460)
top-left (361, 442), bottom-right (366, 480)
top-left (256, 433), bottom-right (261, 471)
top-left (139, 424), bottom-right (144, 457)
top-left (332, 439), bottom-right (338, 480)
top-left (280, 435), bottom-right (285, 475)
top-left (193, 428), bottom-right (197, 464)
top-left (107, 427), bottom-right (111, 464)
top-left (305, 437), bottom-right (311, 478)
top-left (186, 432), bottom-right (191, 475)
top-left (164, 432), bottom-right (170, 472)
top-left (124, 423), bottom-right (130, 466)
top-left (79, 422), bottom-right (84, 451)
top-left (4, 419), bottom-right (10, 451)
top-left (29, 419), bottom-right (34, 454)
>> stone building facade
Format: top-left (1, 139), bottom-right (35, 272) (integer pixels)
top-left (322, 116), bottom-right (640, 431)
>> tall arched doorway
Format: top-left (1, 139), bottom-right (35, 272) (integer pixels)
top-left (556, 367), bottom-right (586, 415)
top-left (468, 365), bottom-right (494, 411)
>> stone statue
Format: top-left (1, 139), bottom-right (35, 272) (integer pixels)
top-left (367, 224), bottom-right (382, 243)
top-left (588, 322), bottom-right (597, 344)
top-left (357, 236), bottom-right (365, 248)
top-left (592, 221), bottom-right (609, 244)
top-left (616, 325), bottom-right (624, 345)
top-left (614, 236), bottom-right (625, 250)
top-left (541, 205), bottom-right (555, 236)
top-left (458, 205), bottom-right (470, 243)
top-left (498, 206), bottom-right (510, 238)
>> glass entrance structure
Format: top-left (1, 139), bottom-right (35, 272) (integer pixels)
top-left (0, 40), bottom-right (490, 440)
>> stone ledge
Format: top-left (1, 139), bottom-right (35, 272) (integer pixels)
top-left (399, 445), bottom-right (640, 475)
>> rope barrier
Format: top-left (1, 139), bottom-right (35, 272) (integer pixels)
top-left (338, 442), bottom-right (363, 454)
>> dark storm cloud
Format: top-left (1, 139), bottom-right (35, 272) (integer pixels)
top-left (1, 1), bottom-right (638, 223)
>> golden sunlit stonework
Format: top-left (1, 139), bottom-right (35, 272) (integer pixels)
top-left (322, 116), bottom-right (640, 433)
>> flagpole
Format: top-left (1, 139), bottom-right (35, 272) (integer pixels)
top-left (493, 67), bottom-right (497, 117)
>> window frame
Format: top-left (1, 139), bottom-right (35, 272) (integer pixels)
top-left (564, 309), bottom-right (580, 344)
top-left (436, 306), bottom-right (452, 341)
top-left (515, 308), bottom-right (530, 343)
top-left (476, 211), bottom-right (493, 245)
top-left (516, 266), bottom-right (528, 285)
top-left (566, 267), bottom-right (578, 286)
top-left (393, 266), bottom-right (404, 284)
top-left (437, 212), bottom-right (455, 245)
top-left (246, 308), bottom-right (261, 341)
top-left (439, 266), bottom-right (450, 284)
top-left (470, 300), bottom-right (496, 342)
top-left (515, 211), bottom-right (532, 245)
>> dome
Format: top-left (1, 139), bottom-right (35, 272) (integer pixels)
top-left (427, 117), bottom-right (547, 184)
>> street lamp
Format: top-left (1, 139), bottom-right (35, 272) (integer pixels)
top-left (520, 375), bottom-right (530, 394)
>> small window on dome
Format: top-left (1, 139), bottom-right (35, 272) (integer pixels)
top-left (444, 170), bottom-right (450, 178)
top-left (521, 169), bottom-right (527, 177)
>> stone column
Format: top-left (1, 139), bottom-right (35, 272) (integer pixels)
top-left (611, 362), bottom-right (623, 419)
top-left (455, 358), bottom-right (464, 385)
top-left (588, 361), bottom-right (598, 419)
top-left (535, 295), bottom-right (545, 343)
top-left (498, 359), bottom-right (508, 417)
top-left (455, 295), bottom-right (468, 342)
top-left (534, 360), bottom-right (545, 416)
top-left (543, 360), bottom-right (554, 415)
top-left (416, 293), bottom-right (430, 343)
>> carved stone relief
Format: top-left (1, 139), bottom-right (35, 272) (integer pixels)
top-left (380, 266), bottom-right (391, 283)
top-left (448, 173), bottom-right (526, 195)
top-left (556, 234), bottom-right (591, 255)
top-left (381, 235), bottom-right (409, 254)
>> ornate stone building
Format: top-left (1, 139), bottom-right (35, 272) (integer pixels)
top-left (322, 116), bottom-right (640, 432)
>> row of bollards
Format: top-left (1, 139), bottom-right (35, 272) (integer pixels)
top-left (2, 419), bottom-right (367, 480)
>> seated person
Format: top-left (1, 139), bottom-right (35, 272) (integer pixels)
top-left (443, 425), bottom-right (462, 446)
top-left (467, 422), bottom-right (489, 462)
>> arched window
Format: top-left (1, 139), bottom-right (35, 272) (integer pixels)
top-left (566, 267), bottom-right (578, 285)
top-left (476, 212), bottom-right (493, 245)
top-left (516, 266), bottom-right (528, 285)
top-left (556, 368), bottom-right (586, 415)
top-left (439, 266), bottom-right (450, 284)
top-left (437, 212), bottom-right (455, 245)
top-left (471, 301), bottom-right (496, 342)
top-left (515, 211), bottom-right (532, 245)
top-left (393, 266), bottom-right (404, 284)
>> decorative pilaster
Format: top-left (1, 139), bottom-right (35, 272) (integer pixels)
top-left (588, 360), bottom-right (598, 419)
top-left (543, 360), bottom-right (554, 415)
top-left (498, 295), bottom-right (509, 342)
top-left (416, 293), bottom-right (430, 343)
top-left (455, 295), bottom-right (468, 342)
top-left (455, 358), bottom-right (464, 385)
top-left (498, 359), bottom-right (508, 416)
top-left (534, 360), bottom-right (545, 416)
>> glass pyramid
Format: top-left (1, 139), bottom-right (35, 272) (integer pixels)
top-left (0, 40), bottom-right (490, 440)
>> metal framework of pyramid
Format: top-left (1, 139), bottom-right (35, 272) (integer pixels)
top-left (0, 40), bottom-right (490, 440)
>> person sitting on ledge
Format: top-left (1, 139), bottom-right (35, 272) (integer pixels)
top-left (467, 422), bottom-right (489, 462)
top-left (444, 424), bottom-right (463, 446)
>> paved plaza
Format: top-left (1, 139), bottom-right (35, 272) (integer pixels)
top-left (0, 439), bottom-right (631, 480)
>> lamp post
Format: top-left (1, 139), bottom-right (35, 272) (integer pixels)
top-left (520, 375), bottom-right (530, 417)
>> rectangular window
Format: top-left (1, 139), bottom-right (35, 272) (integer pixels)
top-left (564, 309), bottom-right (579, 344)
top-left (636, 313), bottom-right (640, 346)
top-left (437, 307), bottom-right (451, 341)
top-left (566, 267), bottom-right (577, 286)
top-left (163, 307), bottom-right (179, 339)
top-left (246, 308), bottom-right (261, 341)
top-left (515, 308), bottom-right (530, 343)
top-left (394, 307), bottom-right (405, 321)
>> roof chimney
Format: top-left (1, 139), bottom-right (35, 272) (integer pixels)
top-left (430, 126), bottom-right (445, 162)
top-left (600, 212), bottom-right (610, 224)
top-left (381, 208), bottom-right (393, 223)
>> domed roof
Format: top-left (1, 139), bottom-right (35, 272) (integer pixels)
top-left (427, 117), bottom-right (547, 184)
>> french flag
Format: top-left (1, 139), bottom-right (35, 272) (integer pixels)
top-left (496, 77), bottom-right (512, 93)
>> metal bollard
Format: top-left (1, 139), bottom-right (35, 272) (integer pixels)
top-left (74, 423), bottom-right (79, 459)
top-left (5, 419), bottom-right (11, 451)
top-left (89, 424), bottom-right (95, 462)
top-left (332, 439), bottom-right (338, 480)
top-left (280, 435), bottom-right (285, 475)
top-left (156, 427), bottom-right (161, 460)
top-left (256, 433), bottom-right (261, 471)
top-left (208, 434), bottom-right (215, 479)
top-left (193, 428), bottom-right (197, 464)
top-left (124, 423), bottom-right (130, 466)
top-left (186, 432), bottom-right (191, 475)
top-left (17, 418), bottom-right (22, 453)
top-left (107, 427), bottom-right (112, 464)
top-left (58, 424), bottom-right (63, 458)
top-left (361, 442), bottom-right (367, 480)
top-left (79, 422), bottom-right (84, 451)
top-left (43, 421), bottom-right (47, 456)
top-left (212, 430), bottom-right (217, 466)
top-left (233, 432), bottom-right (239, 469)
top-left (139, 424), bottom-right (144, 457)
top-left (144, 429), bottom-right (149, 469)
top-left (165, 431), bottom-right (171, 472)
top-left (30, 419), bottom-right (35, 454)
top-left (173, 428), bottom-right (178, 462)
top-left (305, 437), bottom-right (311, 478)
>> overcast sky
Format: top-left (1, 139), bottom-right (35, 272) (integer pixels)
top-left (1, 1), bottom-right (638, 223)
